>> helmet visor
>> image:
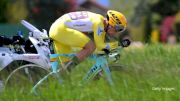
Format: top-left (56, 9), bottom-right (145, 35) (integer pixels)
top-left (115, 24), bottom-right (125, 33)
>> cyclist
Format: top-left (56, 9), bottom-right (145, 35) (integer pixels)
top-left (49, 10), bottom-right (127, 71)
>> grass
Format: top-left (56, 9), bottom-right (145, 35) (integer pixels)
top-left (0, 44), bottom-right (180, 101)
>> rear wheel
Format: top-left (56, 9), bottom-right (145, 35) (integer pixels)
top-left (4, 64), bottom-right (50, 93)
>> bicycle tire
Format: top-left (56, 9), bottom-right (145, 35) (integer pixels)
top-left (4, 64), bottom-right (50, 93)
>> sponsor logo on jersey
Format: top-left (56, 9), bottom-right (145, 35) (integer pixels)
top-left (97, 27), bottom-right (103, 36)
top-left (73, 24), bottom-right (86, 27)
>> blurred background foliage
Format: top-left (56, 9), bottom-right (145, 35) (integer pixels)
top-left (0, 0), bottom-right (180, 43)
top-left (5, 0), bottom-right (28, 23)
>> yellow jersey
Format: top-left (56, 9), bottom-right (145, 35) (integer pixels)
top-left (51, 11), bottom-right (118, 51)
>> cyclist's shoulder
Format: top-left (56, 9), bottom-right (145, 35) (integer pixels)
top-left (87, 11), bottom-right (104, 18)
top-left (87, 12), bottom-right (104, 25)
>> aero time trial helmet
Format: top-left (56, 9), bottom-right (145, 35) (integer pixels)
top-left (107, 10), bottom-right (127, 32)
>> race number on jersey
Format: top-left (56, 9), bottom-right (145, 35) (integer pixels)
top-left (68, 11), bottom-right (88, 20)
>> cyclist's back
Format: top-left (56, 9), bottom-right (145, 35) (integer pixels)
top-left (50, 11), bottom-right (104, 33)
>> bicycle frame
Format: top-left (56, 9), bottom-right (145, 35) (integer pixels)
top-left (31, 47), bottom-right (123, 94)
top-left (0, 20), bottom-right (128, 95)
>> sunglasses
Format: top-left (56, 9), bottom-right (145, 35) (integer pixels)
top-left (115, 24), bottom-right (125, 32)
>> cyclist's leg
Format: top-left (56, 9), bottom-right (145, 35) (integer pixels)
top-left (49, 41), bottom-right (72, 78)
top-left (58, 29), bottom-right (96, 71)
top-left (53, 40), bottom-right (72, 63)
top-left (64, 30), bottom-right (95, 62)
top-left (49, 21), bottom-right (73, 63)
top-left (49, 23), bottom-right (95, 72)
top-left (50, 25), bottom-right (95, 62)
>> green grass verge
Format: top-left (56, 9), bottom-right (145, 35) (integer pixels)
top-left (0, 44), bottom-right (180, 101)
